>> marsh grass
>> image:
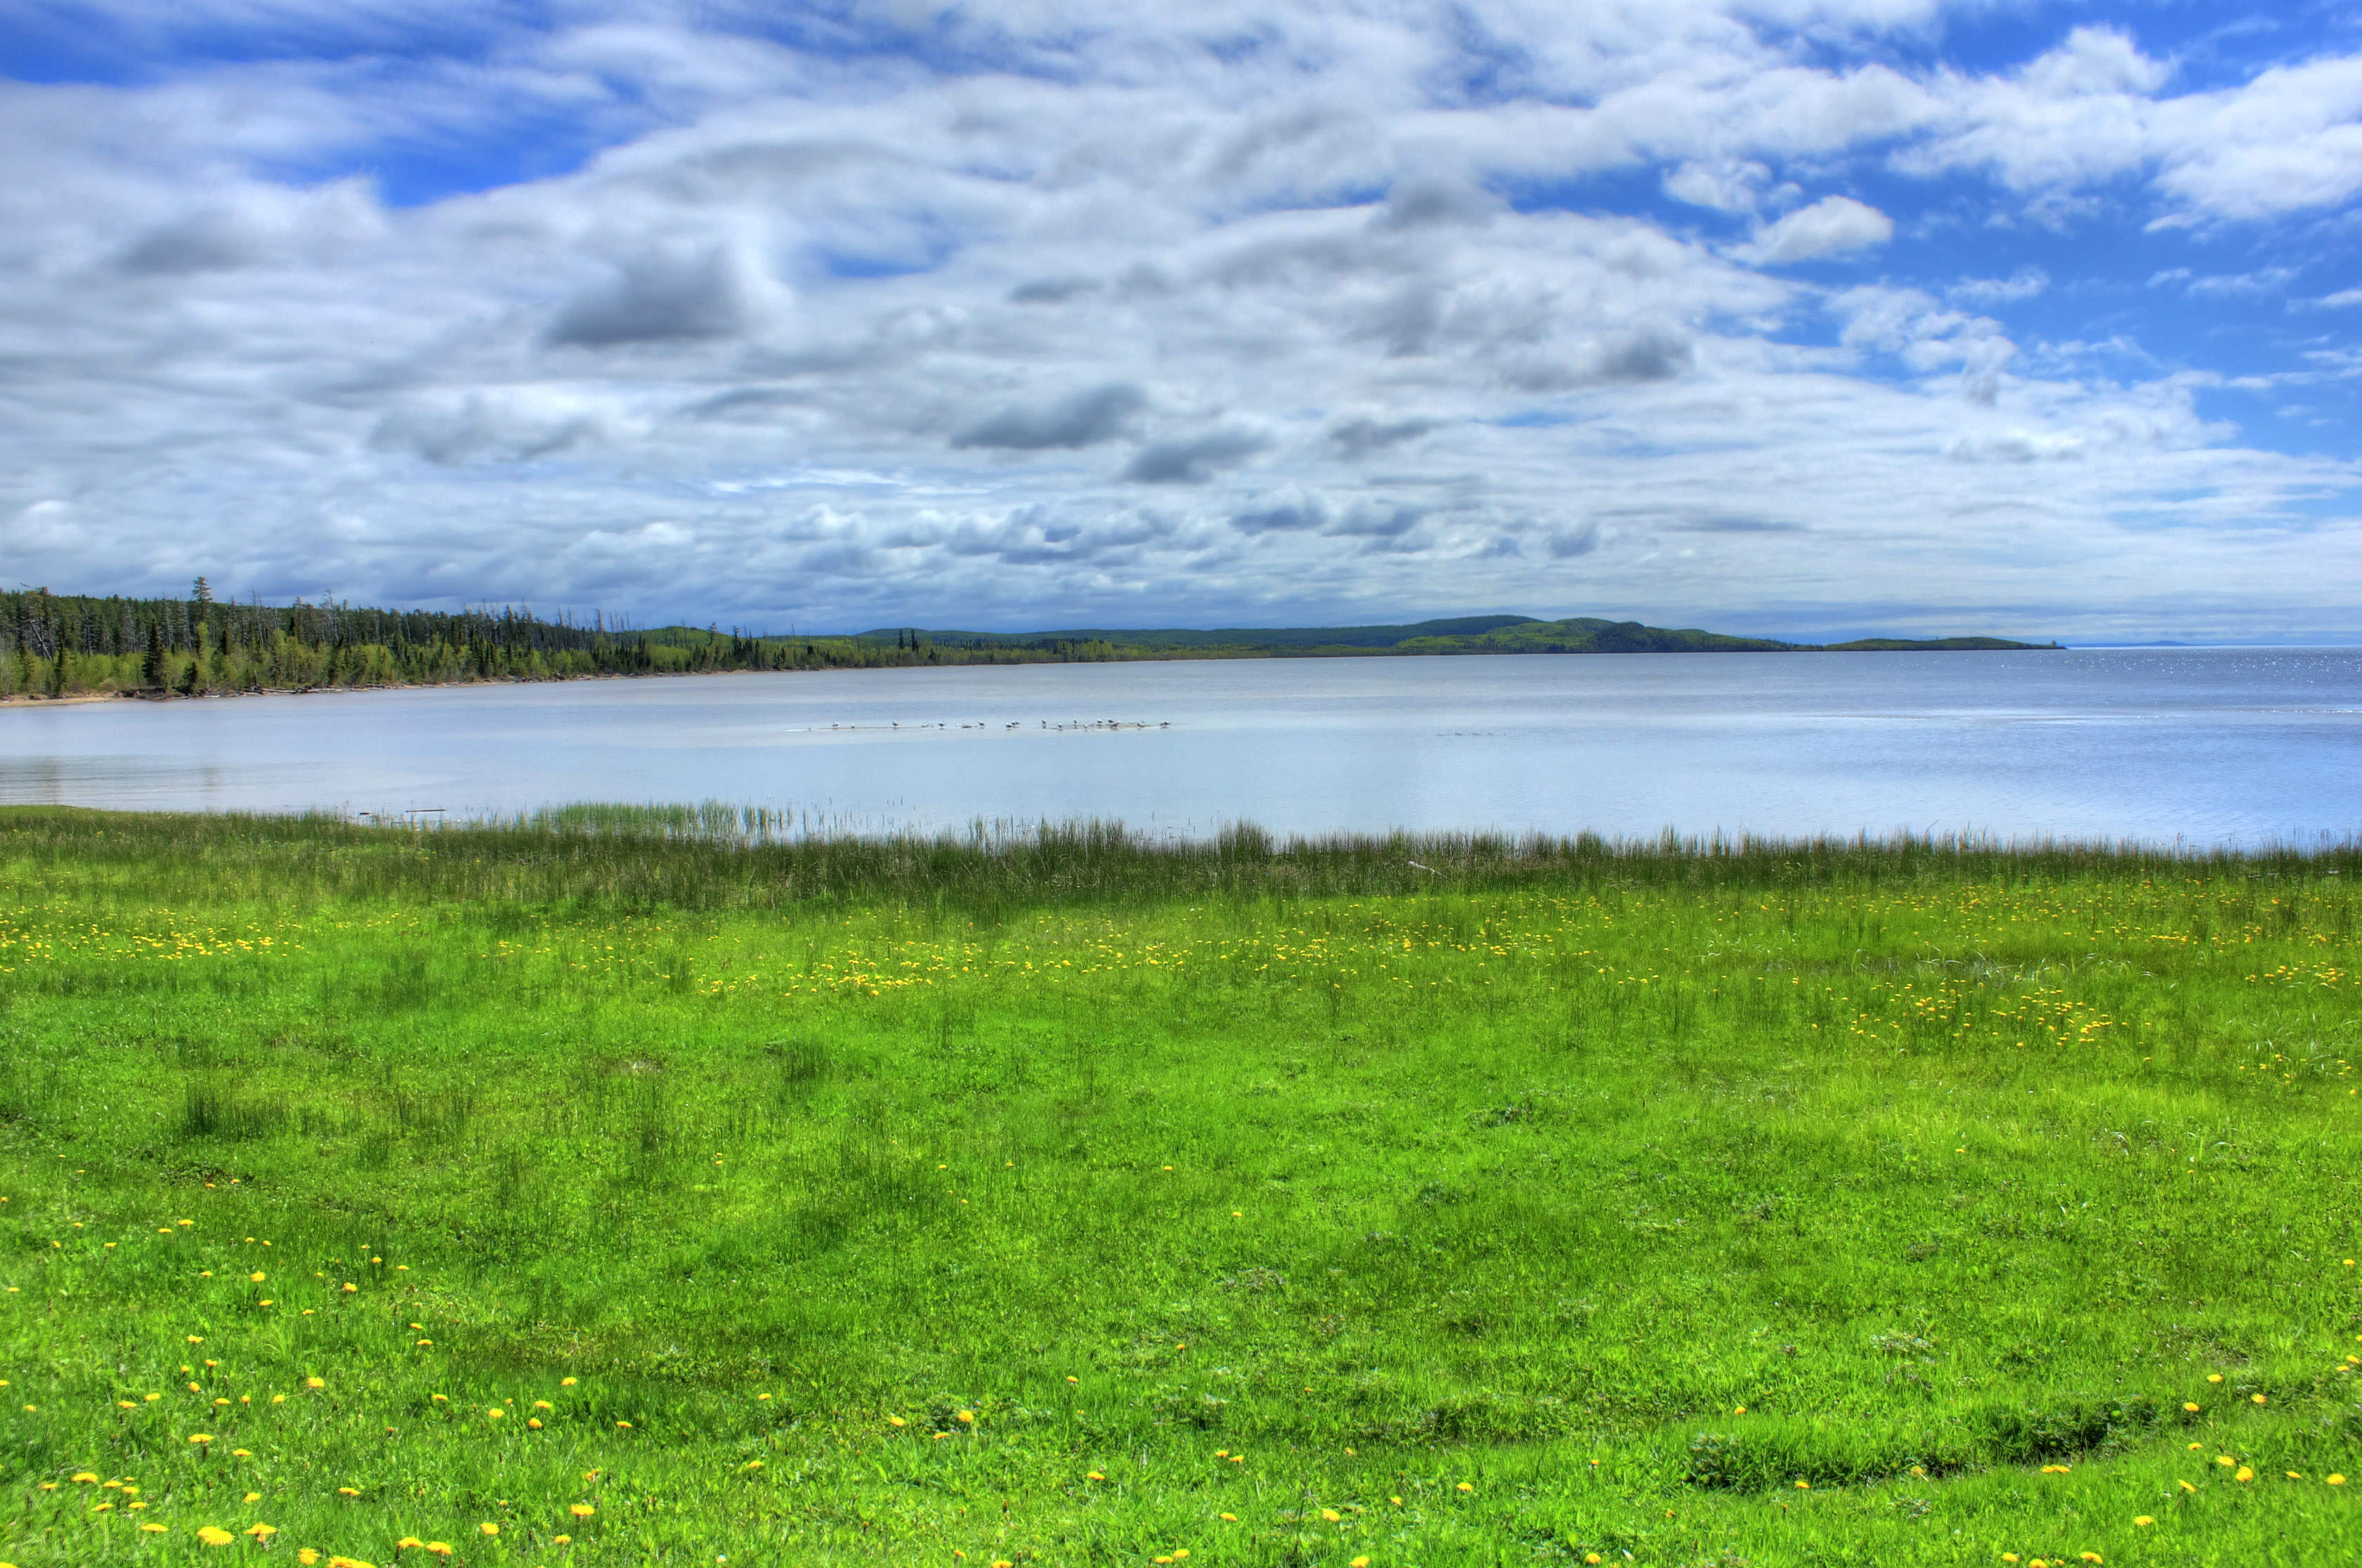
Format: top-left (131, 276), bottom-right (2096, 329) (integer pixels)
top-left (0, 806), bottom-right (2356, 1564)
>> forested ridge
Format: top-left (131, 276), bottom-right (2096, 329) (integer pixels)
top-left (0, 584), bottom-right (2047, 702)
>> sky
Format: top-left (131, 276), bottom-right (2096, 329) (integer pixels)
top-left (2, 1), bottom-right (2361, 641)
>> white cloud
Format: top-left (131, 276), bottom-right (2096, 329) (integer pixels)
top-left (0, 1), bottom-right (2356, 636)
top-left (1730, 195), bottom-right (1894, 263)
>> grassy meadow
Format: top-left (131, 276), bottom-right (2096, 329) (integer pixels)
top-left (0, 807), bottom-right (2357, 1567)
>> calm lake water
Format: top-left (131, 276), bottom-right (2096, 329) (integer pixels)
top-left (2, 650), bottom-right (2357, 845)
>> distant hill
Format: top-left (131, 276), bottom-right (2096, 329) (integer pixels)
top-left (856, 617), bottom-right (2053, 657)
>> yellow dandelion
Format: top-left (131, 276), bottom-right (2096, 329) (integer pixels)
top-left (1389, 1496), bottom-right (1403, 1506)
top-left (247, 1524), bottom-right (278, 1539)
top-left (188, 1433), bottom-right (213, 1445)
top-left (1794, 1480), bottom-right (1809, 1490)
top-left (141, 1523), bottom-right (168, 1534)
top-left (2325, 1474), bottom-right (2345, 1485)
top-left (72, 1472), bottom-right (98, 1484)
top-left (1320, 1508), bottom-right (1341, 1522)
top-left (554, 1537), bottom-right (571, 1547)
top-left (2178, 1481), bottom-right (2196, 1493)
top-left (1351, 1559), bottom-right (1370, 1568)
top-left (1456, 1481), bottom-right (1473, 1492)
top-left (1219, 1513), bottom-right (1237, 1522)
top-left (338, 1486), bottom-right (360, 1496)
top-left (2235, 1466), bottom-right (2254, 1482)
top-left (2207, 1373), bottom-right (2223, 1384)
top-left (244, 1491), bottom-right (260, 1502)
top-left (250, 1272), bottom-right (265, 1283)
top-left (1085, 1471), bottom-right (1104, 1481)
top-left (298, 1554), bottom-right (320, 1566)
top-left (2217, 1455), bottom-right (2235, 1466)
top-left (341, 1283), bottom-right (357, 1293)
top-left (478, 1523), bottom-right (497, 1536)
top-left (570, 1503), bottom-right (594, 1517)
top-left (561, 1376), bottom-right (578, 1385)
top-left (2080, 1556), bottom-right (2102, 1564)
top-left (2133, 1516), bottom-right (2153, 1527)
top-left (196, 1526), bottom-right (235, 1546)
top-left (2251, 1394), bottom-right (2267, 1405)
top-left (534, 1400), bottom-right (553, 1411)
top-left (528, 1418), bottom-right (542, 1429)
top-left (398, 1538), bottom-right (424, 1549)
top-left (615, 1420), bottom-right (631, 1429)
top-left (955, 1409), bottom-right (974, 1423)
top-left (306, 1377), bottom-right (325, 1390)
top-left (486, 1407), bottom-right (504, 1419)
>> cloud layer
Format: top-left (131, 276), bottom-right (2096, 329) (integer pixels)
top-left (1, 1), bottom-right (2358, 639)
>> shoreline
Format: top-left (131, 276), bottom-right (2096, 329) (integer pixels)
top-left (0, 641), bottom-right (2095, 714)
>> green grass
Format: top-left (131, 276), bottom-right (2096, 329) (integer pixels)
top-left (0, 806), bottom-right (2357, 1567)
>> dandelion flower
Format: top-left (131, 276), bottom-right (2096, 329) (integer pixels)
top-left (2217, 1456), bottom-right (2235, 1467)
top-left (554, 1538), bottom-right (571, 1546)
top-left (244, 1491), bottom-right (260, 1502)
top-left (1351, 1559), bottom-right (1369, 1567)
top-left (339, 1487), bottom-right (360, 1496)
top-left (251, 1272), bottom-right (265, 1283)
top-left (341, 1283), bottom-right (357, 1294)
top-left (2328, 1475), bottom-right (2345, 1485)
top-left (1219, 1513), bottom-right (1237, 1522)
top-left (197, 1526), bottom-right (236, 1546)
top-left (486, 1407), bottom-right (504, 1420)
top-left (189, 1433), bottom-right (213, 1444)
top-left (2178, 1481), bottom-right (2196, 1494)
top-left (72, 1473), bottom-right (98, 1484)
top-left (1085, 1471), bottom-right (1104, 1481)
top-left (298, 1554), bottom-right (320, 1565)
top-left (478, 1523), bottom-right (498, 1536)
top-left (1794, 1480), bottom-right (1809, 1490)
top-left (570, 1504), bottom-right (595, 1517)
top-left (955, 1410), bottom-right (974, 1423)
top-left (306, 1377), bottom-right (325, 1390)
top-left (561, 1376), bottom-right (578, 1387)
top-left (398, 1538), bottom-right (424, 1550)
top-left (888, 1416), bottom-right (907, 1427)
top-left (2133, 1517), bottom-right (2153, 1527)
top-left (2207, 1373), bottom-right (2223, 1384)
top-left (615, 1420), bottom-right (632, 1429)
top-left (2182, 1402), bottom-right (2200, 1413)
top-left (528, 1418), bottom-right (542, 1429)
top-left (2251, 1393), bottom-right (2267, 1405)
top-left (247, 1524), bottom-right (278, 1539)
top-left (2288, 1471), bottom-right (2303, 1480)
top-left (141, 1523), bottom-right (168, 1534)
top-left (1389, 1497), bottom-right (1402, 1506)
top-left (1320, 1508), bottom-right (1341, 1522)
top-left (2080, 1555), bottom-right (2102, 1564)
top-left (1456, 1482), bottom-right (1473, 1493)
top-left (2235, 1467), bottom-right (2254, 1483)
top-left (535, 1400), bottom-right (553, 1411)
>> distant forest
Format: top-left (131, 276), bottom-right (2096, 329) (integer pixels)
top-left (0, 584), bottom-right (2047, 703)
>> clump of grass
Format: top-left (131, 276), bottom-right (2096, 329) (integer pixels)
top-left (0, 806), bottom-right (2356, 1564)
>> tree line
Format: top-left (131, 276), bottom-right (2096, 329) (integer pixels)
top-left (0, 582), bottom-right (1129, 702)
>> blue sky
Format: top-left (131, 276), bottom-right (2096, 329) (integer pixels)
top-left (1, 1), bottom-right (2359, 641)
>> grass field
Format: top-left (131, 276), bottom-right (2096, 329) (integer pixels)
top-left (1, 807), bottom-right (2357, 1567)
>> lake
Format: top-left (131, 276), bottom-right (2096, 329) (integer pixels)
top-left (1, 649), bottom-right (2357, 845)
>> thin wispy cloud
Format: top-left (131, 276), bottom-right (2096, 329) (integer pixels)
top-left (0, 1), bottom-right (2356, 639)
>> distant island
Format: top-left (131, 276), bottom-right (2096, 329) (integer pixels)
top-left (0, 586), bottom-right (2054, 703)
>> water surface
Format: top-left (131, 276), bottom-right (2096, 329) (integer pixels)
top-left (1, 650), bottom-right (2356, 844)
